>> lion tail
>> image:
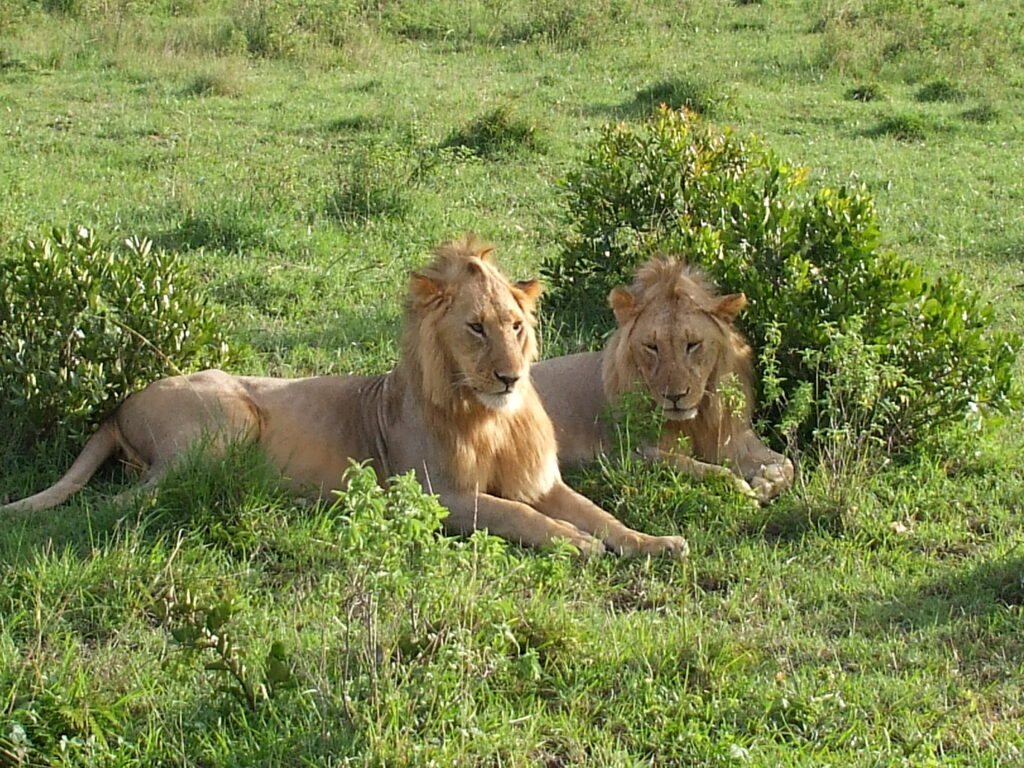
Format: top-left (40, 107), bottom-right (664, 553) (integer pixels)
top-left (2, 421), bottom-right (123, 513)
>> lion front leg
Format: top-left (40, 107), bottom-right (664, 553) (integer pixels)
top-left (531, 481), bottom-right (689, 558)
top-left (640, 444), bottom-right (757, 499)
top-left (440, 490), bottom-right (606, 556)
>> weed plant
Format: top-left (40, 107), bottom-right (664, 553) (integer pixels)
top-left (866, 111), bottom-right (936, 141)
top-left (844, 82), bottom-right (886, 102)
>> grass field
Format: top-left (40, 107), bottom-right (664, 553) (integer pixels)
top-left (2, 0), bottom-right (1024, 765)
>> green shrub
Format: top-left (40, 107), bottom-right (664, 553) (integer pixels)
top-left (866, 112), bottom-right (933, 141)
top-left (441, 106), bottom-right (543, 159)
top-left (915, 77), bottom-right (966, 103)
top-left (0, 227), bottom-right (236, 442)
top-left (845, 82), bottom-right (886, 102)
top-left (542, 108), bottom-right (1019, 450)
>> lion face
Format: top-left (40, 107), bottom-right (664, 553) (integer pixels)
top-left (406, 238), bottom-right (541, 412)
top-left (441, 270), bottom-right (540, 411)
top-left (621, 305), bottom-right (726, 420)
top-left (602, 258), bottom-right (748, 422)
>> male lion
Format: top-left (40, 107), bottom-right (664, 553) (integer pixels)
top-left (532, 256), bottom-right (793, 502)
top-left (2, 237), bottom-right (688, 557)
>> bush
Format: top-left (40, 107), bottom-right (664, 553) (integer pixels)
top-left (542, 108), bottom-right (1019, 450)
top-left (0, 227), bottom-right (236, 442)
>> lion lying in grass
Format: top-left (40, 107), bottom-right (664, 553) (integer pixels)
top-left (2, 237), bottom-right (688, 557)
top-left (533, 256), bottom-right (793, 502)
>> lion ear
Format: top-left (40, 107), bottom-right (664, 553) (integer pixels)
top-left (515, 279), bottom-right (542, 302)
top-left (477, 244), bottom-right (495, 262)
top-left (608, 287), bottom-right (637, 325)
top-left (713, 293), bottom-right (747, 322)
top-left (409, 272), bottom-right (448, 309)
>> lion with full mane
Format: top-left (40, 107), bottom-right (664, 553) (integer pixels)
top-left (2, 237), bottom-right (688, 557)
top-left (533, 256), bottom-right (793, 501)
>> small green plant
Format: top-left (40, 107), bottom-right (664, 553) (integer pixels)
top-left (600, 387), bottom-right (665, 462)
top-left (441, 106), bottom-right (543, 158)
top-left (543, 108), bottom-right (1019, 451)
top-left (915, 78), bottom-right (966, 103)
top-left (845, 82), bottom-right (886, 102)
top-left (632, 77), bottom-right (725, 116)
top-left (150, 438), bottom-right (294, 555)
top-left (866, 111), bottom-right (934, 141)
top-left (0, 227), bottom-right (236, 442)
top-left (155, 586), bottom-right (295, 711)
top-left (324, 142), bottom-right (416, 222)
top-left (183, 60), bottom-right (248, 97)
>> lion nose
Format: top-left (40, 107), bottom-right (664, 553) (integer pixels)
top-left (495, 373), bottom-right (520, 391)
top-left (665, 389), bottom-right (690, 406)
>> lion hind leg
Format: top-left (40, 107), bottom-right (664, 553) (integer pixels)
top-left (2, 421), bottom-right (123, 513)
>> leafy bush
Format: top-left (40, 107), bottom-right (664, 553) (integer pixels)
top-left (542, 108), bottom-right (1019, 450)
top-left (0, 227), bottom-right (236, 442)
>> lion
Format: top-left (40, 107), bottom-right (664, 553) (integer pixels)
top-left (532, 256), bottom-right (793, 502)
top-left (2, 237), bottom-right (688, 558)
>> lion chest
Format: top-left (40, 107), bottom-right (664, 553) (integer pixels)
top-left (442, 410), bottom-right (559, 504)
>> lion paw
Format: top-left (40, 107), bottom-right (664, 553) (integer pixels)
top-left (747, 458), bottom-right (795, 503)
top-left (614, 533), bottom-right (689, 559)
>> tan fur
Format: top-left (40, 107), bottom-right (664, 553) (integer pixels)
top-left (533, 256), bottom-right (794, 502)
top-left (2, 237), bottom-right (688, 558)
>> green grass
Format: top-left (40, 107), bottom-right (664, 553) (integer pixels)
top-left (2, 0), bottom-right (1024, 764)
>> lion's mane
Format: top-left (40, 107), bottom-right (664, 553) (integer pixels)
top-left (601, 256), bottom-right (756, 462)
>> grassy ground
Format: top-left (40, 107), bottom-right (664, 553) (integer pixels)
top-left (2, 0), bottom-right (1023, 765)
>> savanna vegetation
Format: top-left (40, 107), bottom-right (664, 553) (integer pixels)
top-left (1, 0), bottom-right (1023, 765)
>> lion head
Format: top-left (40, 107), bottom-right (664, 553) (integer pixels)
top-left (601, 256), bottom-right (753, 425)
top-left (402, 235), bottom-right (542, 415)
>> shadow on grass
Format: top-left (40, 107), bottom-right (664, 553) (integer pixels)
top-left (151, 207), bottom-right (282, 254)
top-left (855, 552), bottom-right (1024, 669)
top-left (586, 77), bottom-right (727, 121)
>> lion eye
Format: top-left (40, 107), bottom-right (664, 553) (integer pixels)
top-left (468, 322), bottom-right (485, 336)
top-left (512, 320), bottom-right (523, 334)
top-left (686, 341), bottom-right (702, 354)
top-left (644, 342), bottom-right (658, 354)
